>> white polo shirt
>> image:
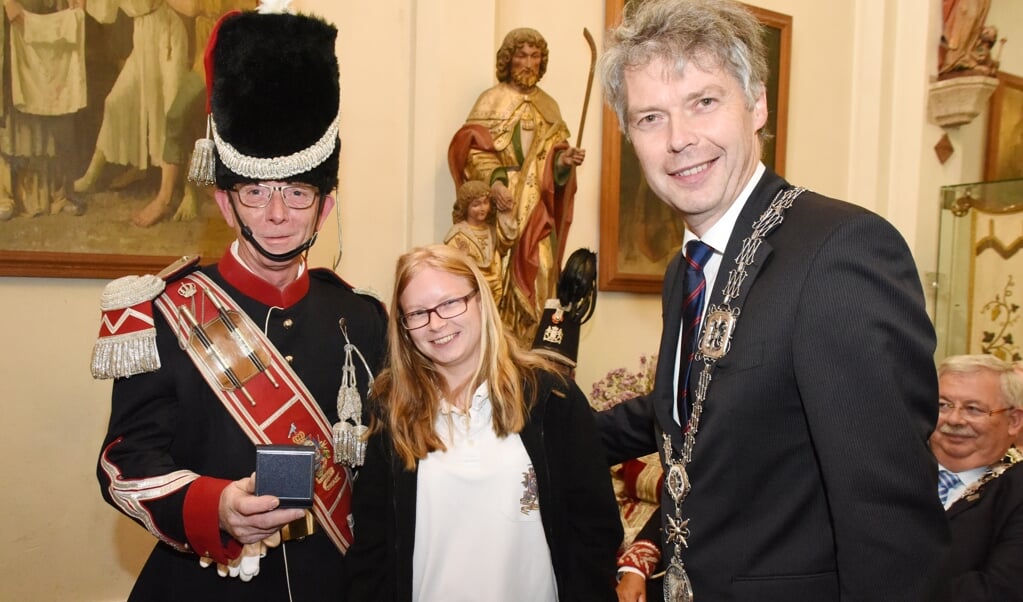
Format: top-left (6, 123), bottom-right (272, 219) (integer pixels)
top-left (412, 382), bottom-right (558, 601)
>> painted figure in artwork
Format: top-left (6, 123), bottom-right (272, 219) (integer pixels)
top-left (72, 0), bottom-right (190, 210)
top-left (443, 179), bottom-right (517, 306)
top-left (131, 0), bottom-right (258, 228)
top-left (0, 0), bottom-right (87, 221)
top-left (448, 27), bottom-right (584, 344)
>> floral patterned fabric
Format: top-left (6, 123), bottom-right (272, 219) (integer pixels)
top-left (591, 356), bottom-right (663, 549)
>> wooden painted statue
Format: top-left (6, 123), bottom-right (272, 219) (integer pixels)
top-left (448, 28), bottom-right (584, 344)
top-left (939, 0), bottom-right (1000, 79)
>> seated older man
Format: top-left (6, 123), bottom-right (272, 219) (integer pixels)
top-left (931, 354), bottom-right (1023, 602)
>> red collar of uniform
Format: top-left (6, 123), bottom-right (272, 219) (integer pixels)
top-left (218, 245), bottom-right (310, 308)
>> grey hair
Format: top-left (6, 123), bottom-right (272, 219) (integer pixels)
top-left (598, 0), bottom-right (768, 133)
top-left (939, 354), bottom-right (1023, 410)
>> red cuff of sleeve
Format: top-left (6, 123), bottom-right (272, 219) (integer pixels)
top-left (183, 476), bottom-right (241, 564)
top-left (618, 538), bottom-right (661, 578)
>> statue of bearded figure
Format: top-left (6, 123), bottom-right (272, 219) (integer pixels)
top-left (448, 27), bottom-right (585, 344)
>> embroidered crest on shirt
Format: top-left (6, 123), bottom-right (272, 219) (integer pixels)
top-left (519, 465), bottom-right (539, 515)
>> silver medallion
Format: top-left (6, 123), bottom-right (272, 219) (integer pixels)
top-left (666, 515), bottom-right (691, 549)
top-left (665, 463), bottom-right (690, 503)
top-left (664, 560), bottom-right (694, 602)
top-left (697, 306), bottom-right (739, 360)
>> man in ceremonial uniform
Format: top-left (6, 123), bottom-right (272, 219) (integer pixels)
top-left (92, 3), bottom-right (385, 600)
top-left (594, 1), bottom-right (947, 600)
top-left (449, 27), bottom-right (585, 343)
top-left (931, 354), bottom-right (1023, 602)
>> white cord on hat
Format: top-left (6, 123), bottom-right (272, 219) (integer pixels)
top-left (211, 115), bottom-right (340, 181)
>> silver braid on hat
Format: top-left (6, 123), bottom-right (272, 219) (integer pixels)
top-left (211, 115), bottom-right (340, 181)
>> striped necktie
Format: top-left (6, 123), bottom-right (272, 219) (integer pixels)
top-left (937, 468), bottom-right (961, 505)
top-left (677, 240), bottom-right (714, 426)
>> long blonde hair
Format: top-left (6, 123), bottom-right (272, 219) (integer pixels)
top-left (371, 244), bottom-right (554, 469)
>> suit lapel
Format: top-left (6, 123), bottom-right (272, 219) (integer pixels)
top-left (698, 171), bottom-right (791, 386)
top-left (657, 250), bottom-right (687, 442)
top-left (704, 170), bottom-right (789, 311)
top-left (655, 169), bottom-right (795, 440)
top-left (946, 492), bottom-right (981, 519)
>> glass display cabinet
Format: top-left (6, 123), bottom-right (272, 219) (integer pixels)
top-left (934, 177), bottom-right (1023, 361)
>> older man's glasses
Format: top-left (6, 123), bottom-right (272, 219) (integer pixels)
top-left (233, 183), bottom-right (319, 209)
top-left (938, 400), bottom-right (1014, 420)
top-left (401, 290), bottom-right (478, 330)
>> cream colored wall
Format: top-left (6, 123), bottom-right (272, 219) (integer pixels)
top-left (0, 0), bottom-right (1010, 599)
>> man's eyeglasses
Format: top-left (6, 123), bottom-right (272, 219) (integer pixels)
top-left (232, 183), bottom-right (320, 210)
top-left (401, 290), bottom-right (478, 330)
top-left (938, 400), bottom-right (1015, 420)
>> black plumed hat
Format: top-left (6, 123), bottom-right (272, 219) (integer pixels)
top-left (191, 6), bottom-right (341, 193)
top-left (531, 248), bottom-right (597, 369)
top-left (532, 300), bottom-right (583, 369)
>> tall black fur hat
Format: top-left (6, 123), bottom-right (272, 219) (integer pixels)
top-left (191, 4), bottom-right (340, 193)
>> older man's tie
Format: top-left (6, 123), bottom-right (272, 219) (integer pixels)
top-left (678, 240), bottom-right (713, 427)
top-left (937, 468), bottom-right (961, 505)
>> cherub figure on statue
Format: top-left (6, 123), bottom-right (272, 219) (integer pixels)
top-left (443, 179), bottom-right (517, 306)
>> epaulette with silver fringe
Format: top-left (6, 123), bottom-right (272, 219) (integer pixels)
top-left (90, 256), bottom-right (201, 379)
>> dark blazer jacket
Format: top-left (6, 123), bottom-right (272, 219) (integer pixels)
top-left (597, 169), bottom-right (949, 602)
top-left (347, 370), bottom-right (623, 602)
top-left (938, 459), bottom-right (1023, 602)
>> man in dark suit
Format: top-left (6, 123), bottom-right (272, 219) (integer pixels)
top-left (931, 354), bottom-right (1023, 601)
top-left (594, 1), bottom-right (948, 600)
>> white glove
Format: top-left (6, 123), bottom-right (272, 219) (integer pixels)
top-left (199, 531), bottom-right (282, 582)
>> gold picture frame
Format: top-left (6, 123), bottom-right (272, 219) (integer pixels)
top-left (598, 0), bottom-right (792, 293)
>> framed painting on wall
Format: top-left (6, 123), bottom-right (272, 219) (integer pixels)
top-left (598, 0), bottom-right (792, 293)
top-left (0, 0), bottom-right (259, 279)
top-left (984, 70), bottom-right (1023, 182)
